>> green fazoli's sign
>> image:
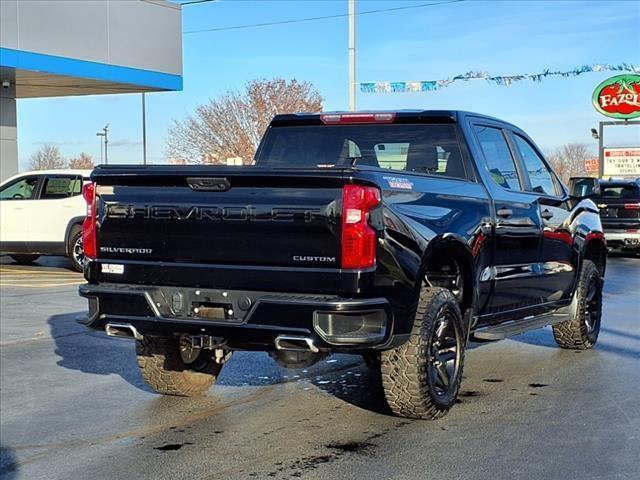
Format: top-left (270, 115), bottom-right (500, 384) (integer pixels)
top-left (592, 74), bottom-right (640, 119)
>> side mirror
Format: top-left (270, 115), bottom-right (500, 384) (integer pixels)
top-left (568, 177), bottom-right (601, 198)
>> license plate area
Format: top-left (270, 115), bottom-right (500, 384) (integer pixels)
top-left (146, 287), bottom-right (251, 323)
top-left (193, 302), bottom-right (233, 320)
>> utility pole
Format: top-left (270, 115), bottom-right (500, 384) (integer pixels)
top-left (142, 93), bottom-right (147, 165)
top-left (348, 0), bottom-right (356, 111)
top-left (104, 124), bottom-right (109, 165)
top-left (98, 135), bottom-right (103, 164)
top-left (96, 124), bottom-right (109, 165)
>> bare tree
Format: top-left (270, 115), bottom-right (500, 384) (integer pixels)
top-left (29, 144), bottom-right (66, 170)
top-left (167, 78), bottom-right (323, 164)
top-left (546, 143), bottom-right (594, 183)
top-left (68, 152), bottom-right (95, 169)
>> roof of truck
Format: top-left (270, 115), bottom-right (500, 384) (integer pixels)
top-left (270, 110), bottom-right (518, 129)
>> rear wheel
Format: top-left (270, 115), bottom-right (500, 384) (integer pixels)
top-left (10, 254), bottom-right (40, 264)
top-left (381, 287), bottom-right (465, 420)
top-left (552, 259), bottom-right (602, 349)
top-left (136, 336), bottom-right (223, 396)
top-left (67, 226), bottom-right (84, 272)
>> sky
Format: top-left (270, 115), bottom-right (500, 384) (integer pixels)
top-left (16, 0), bottom-right (640, 169)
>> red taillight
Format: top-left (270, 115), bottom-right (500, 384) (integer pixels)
top-left (624, 203), bottom-right (640, 210)
top-left (320, 113), bottom-right (396, 124)
top-left (341, 185), bottom-right (380, 269)
top-left (82, 182), bottom-right (97, 260)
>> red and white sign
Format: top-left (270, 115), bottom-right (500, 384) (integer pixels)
top-left (603, 148), bottom-right (640, 177)
top-left (584, 157), bottom-right (599, 173)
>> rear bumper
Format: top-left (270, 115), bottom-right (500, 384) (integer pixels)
top-left (603, 230), bottom-right (640, 250)
top-left (78, 283), bottom-right (405, 351)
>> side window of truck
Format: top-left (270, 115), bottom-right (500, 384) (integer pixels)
top-left (512, 134), bottom-right (559, 197)
top-left (374, 141), bottom-right (466, 179)
top-left (473, 125), bottom-right (522, 190)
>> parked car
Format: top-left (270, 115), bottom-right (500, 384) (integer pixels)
top-left (570, 177), bottom-right (640, 254)
top-left (78, 111), bottom-right (606, 419)
top-left (0, 169), bottom-right (92, 271)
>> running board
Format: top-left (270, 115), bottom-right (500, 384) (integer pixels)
top-left (471, 313), bottom-right (570, 341)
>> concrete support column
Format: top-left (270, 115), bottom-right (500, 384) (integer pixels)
top-left (0, 68), bottom-right (18, 182)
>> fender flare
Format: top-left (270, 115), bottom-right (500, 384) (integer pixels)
top-left (418, 233), bottom-right (477, 331)
top-left (64, 216), bottom-right (85, 256)
top-left (581, 232), bottom-right (607, 277)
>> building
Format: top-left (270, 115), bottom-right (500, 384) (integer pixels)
top-left (0, 0), bottom-right (183, 181)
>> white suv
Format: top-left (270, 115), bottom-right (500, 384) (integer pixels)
top-left (0, 169), bottom-right (92, 271)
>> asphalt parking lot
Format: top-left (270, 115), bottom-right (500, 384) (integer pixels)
top-left (0, 255), bottom-right (639, 480)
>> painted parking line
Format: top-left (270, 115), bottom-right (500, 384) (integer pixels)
top-left (0, 275), bottom-right (82, 280)
top-left (0, 266), bottom-right (84, 288)
top-left (0, 268), bottom-right (80, 275)
top-left (0, 273), bottom-right (82, 278)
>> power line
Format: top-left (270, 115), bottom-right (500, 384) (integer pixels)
top-left (178, 0), bottom-right (221, 6)
top-left (183, 0), bottom-right (466, 34)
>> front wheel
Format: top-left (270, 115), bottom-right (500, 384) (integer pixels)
top-left (552, 259), bottom-right (602, 349)
top-left (381, 287), bottom-right (466, 420)
top-left (136, 336), bottom-right (223, 396)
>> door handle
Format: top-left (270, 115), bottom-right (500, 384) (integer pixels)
top-left (541, 209), bottom-right (554, 220)
top-left (496, 207), bottom-right (513, 218)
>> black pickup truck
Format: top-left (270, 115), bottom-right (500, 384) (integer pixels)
top-left (571, 177), bottom-right (640, 253)
top-left (79, 110), bottom-right (606, 419)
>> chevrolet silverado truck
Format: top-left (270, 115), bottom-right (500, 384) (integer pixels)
top-left (78, 111), bottom-right (606, 419)
top-left (571, 177), bottom-right (639, 254)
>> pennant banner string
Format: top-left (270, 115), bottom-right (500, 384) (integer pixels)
top-left (360, 63), bottom-right (640, 93)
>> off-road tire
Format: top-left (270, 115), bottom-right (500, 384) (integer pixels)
top-left (381, 287), bottom-right (465, 420)
top-left (10, 254), bottom-right (40, 264)
top-left (67, 226), bottom-right (84, 272)
top-left (552, 259), bottom-right (602, 349)
top-left (136, 336), bottom-right (222, 396)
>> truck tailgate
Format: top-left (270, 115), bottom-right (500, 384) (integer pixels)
top-left (88, 167), bottom-right (363, 292)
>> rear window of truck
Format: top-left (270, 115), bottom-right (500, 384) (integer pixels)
top-left (255, 124), bottom-right (468, 179)
top-left (598, 184), bottom-right (640, 199)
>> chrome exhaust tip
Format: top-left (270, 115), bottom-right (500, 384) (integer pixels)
top-left (105, 322), bottom-right (144, 341)
top-left (274, 335), bottom-right (319, 353)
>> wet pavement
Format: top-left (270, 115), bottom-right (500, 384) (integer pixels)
top-left (1, 255), bottom-right (639, 479)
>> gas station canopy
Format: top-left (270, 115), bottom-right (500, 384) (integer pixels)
top-left (0, 0), bottom-right (183, 180)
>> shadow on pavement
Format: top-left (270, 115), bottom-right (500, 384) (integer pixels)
top-left (600, 327), bottom-right (640, 343)
top-left (47, 312), bottom-right (152, 393)
top-left (0, 254), bottom-right (75, 271)
top-left (48, 311), bottom-right (394, 415)
top-left (0, 444), bottom-right (19, 480)
top-left (505, 326), bottom-right (640, 359)
top-left (217, 351), bottom-right (393, 415)
top-left (310, 362), bottom-right (393, 416)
